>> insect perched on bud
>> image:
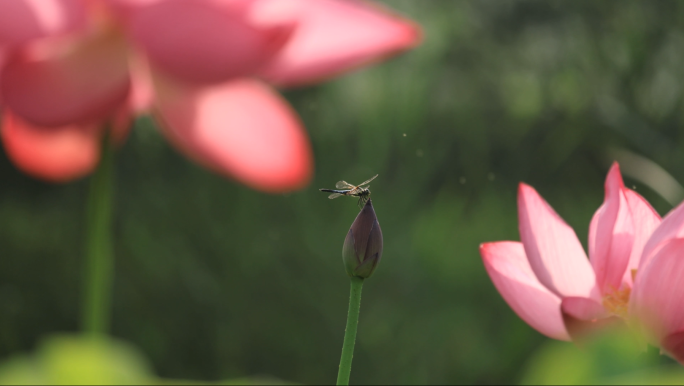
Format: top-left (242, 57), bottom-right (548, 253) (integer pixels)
top-left (320, 174), bottom-right (377, 208)
top-left (342, 199), bottom-right (383, 278)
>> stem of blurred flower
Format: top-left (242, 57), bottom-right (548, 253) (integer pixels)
top-left (82, 133), bottom-right (115, 335)
top-left (337, 277), bottom-right (364, 385)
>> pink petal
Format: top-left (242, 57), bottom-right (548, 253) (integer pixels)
top-left (631, 238), bottom-right (684, 343)
top-left (560, 297), bottom-right (622, 343)
top-left (127, 55), bottom-right (154, 112)
top-left (588, 163), bottom-right (634, 294)
top-left (518, 183), bottom-right (598, 299)
top-left (639, 199), bottom-right (684, 272)
top-left (0, 0), bottom-right (86, 46)
top-left (108, 105), bottom-right (134, 145)
top-left (561, 297), bottom-right (607, 321)
top-left (1, 110), bottom-right (99, 181)
top-left (662, 330), bottom-right (684, 365)
top-left (0, 49), bottom-right (6, 104)
top-left (128, 0), bottom-right (294, 84)
top-left (152, 76), bottom-right (312, 192)
top-left (0, 29), bottom-right (131, 126)
top-left (480, 241), bottom-right (570, 341)
top-left (259, 0), bottom-right (421, 87)
top-left (104, 0), bottom-right (161, 10)
top-left (622, 189), bottom-right (661, 286)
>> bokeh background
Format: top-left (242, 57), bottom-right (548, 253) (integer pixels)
top-left (3, 0), bottom-right (684, 384)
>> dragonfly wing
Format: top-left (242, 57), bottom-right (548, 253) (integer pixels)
top-left (328, 193), bottom-right (344, 199)
top-left (358, 174), bottom-right (378, 187)
top-left (336, 181), bottom-right (354, 189)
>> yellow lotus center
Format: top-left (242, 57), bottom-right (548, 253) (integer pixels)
top-left (601, 269), bottom-right (637, 319)
top-left (602, 287), bottom-right (631, 319)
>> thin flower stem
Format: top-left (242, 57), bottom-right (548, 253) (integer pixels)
top-left (82, 134), bottom-right (115, 335)
top-left (337, 276), bottom-right (364, 385)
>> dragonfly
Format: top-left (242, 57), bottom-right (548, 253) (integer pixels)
top-left (320, 174), bottom-right (378, 207)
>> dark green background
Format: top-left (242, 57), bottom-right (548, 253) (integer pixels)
top-left (2, 1), bottom-right (684, 383)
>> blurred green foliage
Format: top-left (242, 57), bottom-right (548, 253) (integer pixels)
top-left (2, 0), bottom-right (684, 384)
top-left (521, 329), bottom-right (684, 385)
top-left (0, 335), bottom-right (291, 385)
top-left (0, 335), bottom-right (152, 385)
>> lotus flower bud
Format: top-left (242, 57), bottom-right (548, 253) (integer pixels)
top-left (342, 199), bottom-right (383, 278)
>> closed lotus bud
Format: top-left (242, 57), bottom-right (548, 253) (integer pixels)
top-left (342, 199), bottom-right (383, 278)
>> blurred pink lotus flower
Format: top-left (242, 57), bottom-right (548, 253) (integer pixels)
top-left (0, 0), bottom-right (420, 191)
top-left (481, 162), bottom-right (684, 363)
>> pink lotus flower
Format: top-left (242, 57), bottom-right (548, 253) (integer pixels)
top-left (481, 163), bottom-right (684, 362)
top-left (0, 0), bottom-right (420, 191)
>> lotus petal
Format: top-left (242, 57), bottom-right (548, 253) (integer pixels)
top-left (259, 0), bottom-right (421, 87)
top-left (0, 0), bottom-right (86, 46)
top-left (1, 110), bottom-right (100, 181)
top-left (152, 76), bottom-right (312, 192)
top-left (588, 163), bottom-right (634, 294)
top-left (639, 200), bottom-right (684, 272)
top-left (1, 29), bottom-right (130, 126)
top-left (517, 183), bottom-right (597, 299)
top-left (129, 0), bottom-right (293, 84)
top-left (622, 189), bottom-right (661, 286)
top-left (481, 241), bottom-right (570, 341)
top-left (631, 238), bottom-right (684, 344)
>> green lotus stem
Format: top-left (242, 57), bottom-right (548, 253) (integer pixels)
top-left (337, 277), bottom-right (364, 385)
top-left (82, 134), bottom-right (115, 335)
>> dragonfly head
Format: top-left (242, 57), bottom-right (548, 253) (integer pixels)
top-left (356, 189), bottom-right (371, 208)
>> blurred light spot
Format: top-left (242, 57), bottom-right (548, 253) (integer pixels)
top-left (416, 149), bottom-right (423, 157)
top-left (609, 148), bottom-right (684, 206)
